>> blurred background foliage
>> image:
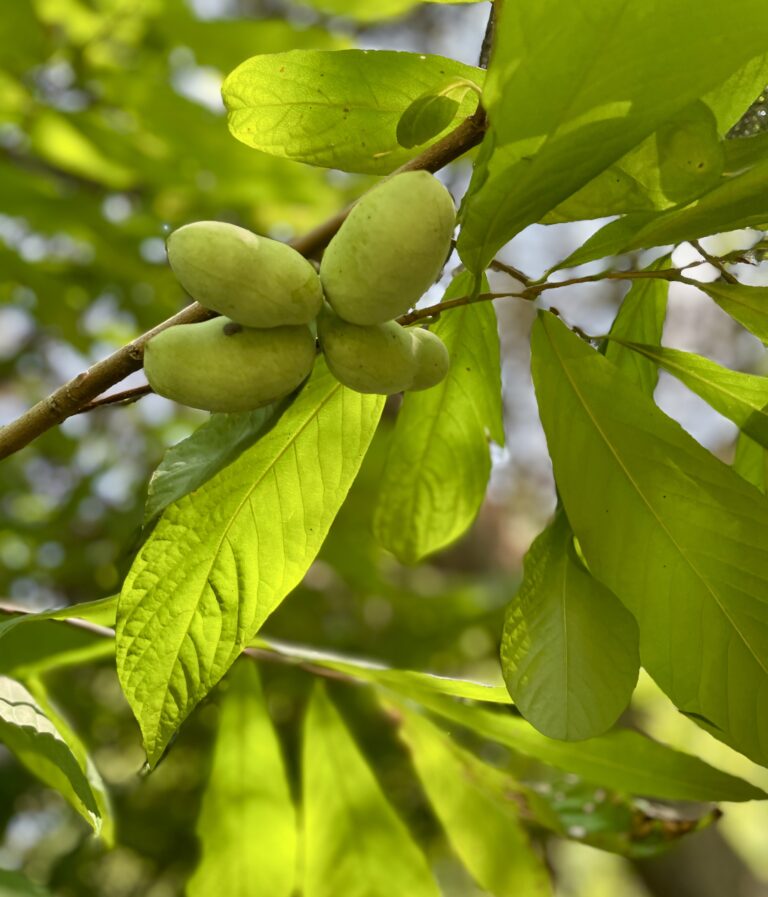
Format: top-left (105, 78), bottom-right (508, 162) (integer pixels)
top-left (3, 1), bottom-right (768, 896)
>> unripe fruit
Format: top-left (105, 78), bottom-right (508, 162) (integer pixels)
top-left (144, 318), bottom-right (315, 412)
top-left (318, 309), bottom-right (416, 395)
top-left (409, 328), bottom-right (450, 391)
top-left (167, 221), bottom-right (323, 328)
top-left (320, 171), bottom-right (456, 325)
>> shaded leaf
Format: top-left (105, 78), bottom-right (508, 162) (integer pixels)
top-left (0, 677), bottom-right (105, 835)
top-left (397, 705), bottom-right (552, 896)
top-left (0, 869), bottom-right (52, 896)
top-left (223, 50), bottom-right (484, 174)
top-left (144, 400), bottom-right (290, 524)
top-left (397, 93), bottom-right (461, 149)
top-left (117, 363), bottom-right (384, 766)
top-left (373, 272), bottom-right (503, 563)
top-left (303, 685), bottom-right (439, 897)
top-left (501, 509), bottom-right (639, 740)
top-left (187, 661), bottom-right (296, 897)
top-left (733, 432), bottom-right (768, 493)
top-left (531, 311), bottom-right (768, 765)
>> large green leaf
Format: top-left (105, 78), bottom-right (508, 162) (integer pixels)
top-left (531, 311), bottom-right (768, 765)
top-left (0, 677), bottom-right (106, 836)
top-left (398, 706), bottom-right (552, 896)
top-left (501, 509), bottom-right (639, 740)
top-left (223, 50), bottom-right (483, 174)
top-left (397, 689), bottom-right (763, 802)
top-left (144, 401), bottom-right (291, 524)
top-left (733, 432), bottom-right (768, 493)
top-left (458, 0), bottom-right (768, 271)
top-left (372, 272), bottom-right (503, 563)
top-left (250, 640), bottom-right (763, 801)
top-left (117, 363), bottom-right (384, 766)
top-left (251, 636), bottom-right (511, 703)
top-left (612, 341), bottom-right (768, 445)
top-left (187, 661), bottom-right (296, 897)
top-left (696, 280), bottom-right (768, 343)
top-left (302, 685), bottom-right (439, 897)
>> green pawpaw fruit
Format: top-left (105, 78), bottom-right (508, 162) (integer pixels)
top-left (318, 309), bottom-right (416, 395)
top-left (409, 328), bottom-right (450, 391)
top-left (167, 221), bottom-right (323, 327)
top-left (144, 318), bottom-right (315, 412)
top-left (320, 171), bottom-right (456, 325)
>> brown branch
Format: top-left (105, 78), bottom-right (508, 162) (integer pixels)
top-left (0, 113), bottom-right (487, 461)
top-left (479, 2), bottom-right (497, 69)
top-left (74, 385), bottom-right (154, 414)
top-left (691, 240), bottom-right (740, 285)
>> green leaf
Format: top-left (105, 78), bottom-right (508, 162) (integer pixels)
top-left (394, 689), bottom-right (764, 803)
top-left (396, 79), bottom-right (478, 149)
top-left (501, 510), bottom-right (639, 741)
top-left (610, 341), bottom-right (768, 446)
top-left (302, 685), bottom-right (439, 897)
top-left (144, 401), bottom-right (290, 524)
top-left (292, 0), bottom-right (481, 22)
top-left (603, 256), bottom-right (671, 393)
top-left (0, 869), bottom-right (52, 897)
top-left (223, 50), bottom-right (484, 174)
top-left (373, 272), bottom-right (503, 563)
top-left (0, 613), bottom-right (114, 679)
top-left (251, 636), bottom-right (511, 704)
top-left (723, 129), bottom-right (768, 173)
top-left (458, 0), bottom-right (768, 271)
top-left (696, 280), bottom-right (768, 343)
top-left (0, 677), bottom-right (106, 835)
top-left (531, 311), bottom-right (768, 765)
top-left (117, 363), bottom-right (384, 767)
top-left (733, 432), bottom-right (768, 493)
top-left (705, 53), bottom-right (768, 134)
top-left (397, 706), bottom-right (552, 897)
top-left (187, 661), bottom-right (296, 897)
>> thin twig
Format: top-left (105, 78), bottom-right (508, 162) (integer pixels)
top-left (478, 2), bottom-right (497, 69)
top-left (489, 257), bottom-right (532, 286)
top-left (74, 385), bottom-right (154, 414)
top-left (691, 240), bottom-right (740, 285)
top-left (0, 114), bottom-right (487, 460)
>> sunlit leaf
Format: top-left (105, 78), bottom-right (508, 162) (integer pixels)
top-left (373, 272), bottom-right (503, 563)
top-left (117, 363), bottom-right (384, 766)
top-left (303, 685), bottom-right (439, 897)
top-left (696, 280), bottom-right (768, 343)
top-left (187, 661), bottom-right (296, 897)
top-left (223, 50), bottom-right (483, 174)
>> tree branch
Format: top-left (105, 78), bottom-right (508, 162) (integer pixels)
top-left (0, 113), bottom-right (487, 460)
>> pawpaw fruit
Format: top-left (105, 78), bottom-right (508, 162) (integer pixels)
top-left (409, 328), bottom-right (450, 391)
top-left (167, 221), bottom-right (323, 327)
top-left (320, 171), bottom-right (456, 325)
top-left (144, 318), bottom-right (315, 412)
top-left (317, 309), bottom-right (416, 395)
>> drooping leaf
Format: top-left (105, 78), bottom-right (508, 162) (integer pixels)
top-left (458, 0), bottom-right (768, 271)
top-left (696, 280), bottom-right (768, 343)
top-left (24, 677), bottom-right (114, 846)
top-left (733, 432), bottom-right (768, 493)
top-left (603, 256), bottom-right (671, 393)
top-left (395, 689), bottom-right (764, 803)
top-left (373, 272), bottom-right (503, 563)
top-left (397, 705), bottom-right (552, 897)
top-left (187, 661), bottom-right (296, 897)
top-left (302, 685), bottom-right (439, 897)
top-left (531, 311), bottom-right (768, 765)
top-left (117, 362), bottom-right (384, 766)
top-left (223, 50), bottom-right (483, 175)
top-left (144, 401), bottom-right (291, 524)
top-left (0, 677), bottom-right (106, 835)
top-left (501, 509), bottom-right (639, 741)
top-left (251, 636), bottom-right (511, 704)
top-left (250, 640), bottom-right (763, 802)
top-left (611, 340), bottom-right (768, 445)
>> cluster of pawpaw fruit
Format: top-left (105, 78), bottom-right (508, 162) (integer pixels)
top-left (143, 171), bottom-right (455, 413)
